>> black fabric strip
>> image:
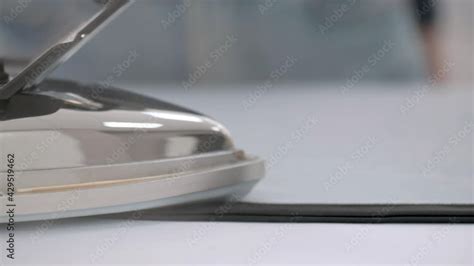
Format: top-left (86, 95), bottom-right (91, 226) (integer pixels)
top-left (107, 202), bottom-right (474, 224)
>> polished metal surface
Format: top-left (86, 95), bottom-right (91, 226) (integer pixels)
top-left (1, 80), bottom-right (234, 171)
top-left (0, 80), bottom-right (264, 222)
top-left (0, 0), bottom-right (133, 99)
top-left (0, 0), bottom-right (263, 222)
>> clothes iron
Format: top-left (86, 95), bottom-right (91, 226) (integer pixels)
top-left (0, 0), bottom-right (264, 222)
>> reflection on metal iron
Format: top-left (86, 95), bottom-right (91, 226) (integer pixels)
top-left (0, 0), bottom-right (264, 222)
top-left (0, 80), bottom-right (264, 222)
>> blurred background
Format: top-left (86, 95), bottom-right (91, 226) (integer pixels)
top-left (0, 0), bottom-right (472, 203)
top-left (0, 0), bottom-right (472, 86)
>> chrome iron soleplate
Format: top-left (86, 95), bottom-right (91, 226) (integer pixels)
top-left (0, 151), bottom-right (264, 222)
top-left (0, 80), bottom-right (265, 222)
top-left (0, 0), bottom-right (265, 222)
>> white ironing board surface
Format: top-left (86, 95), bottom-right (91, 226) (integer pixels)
top-left (6, 82), bottom-right (472, 265)
top-left (142, 82), bottom-right (473, 204)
